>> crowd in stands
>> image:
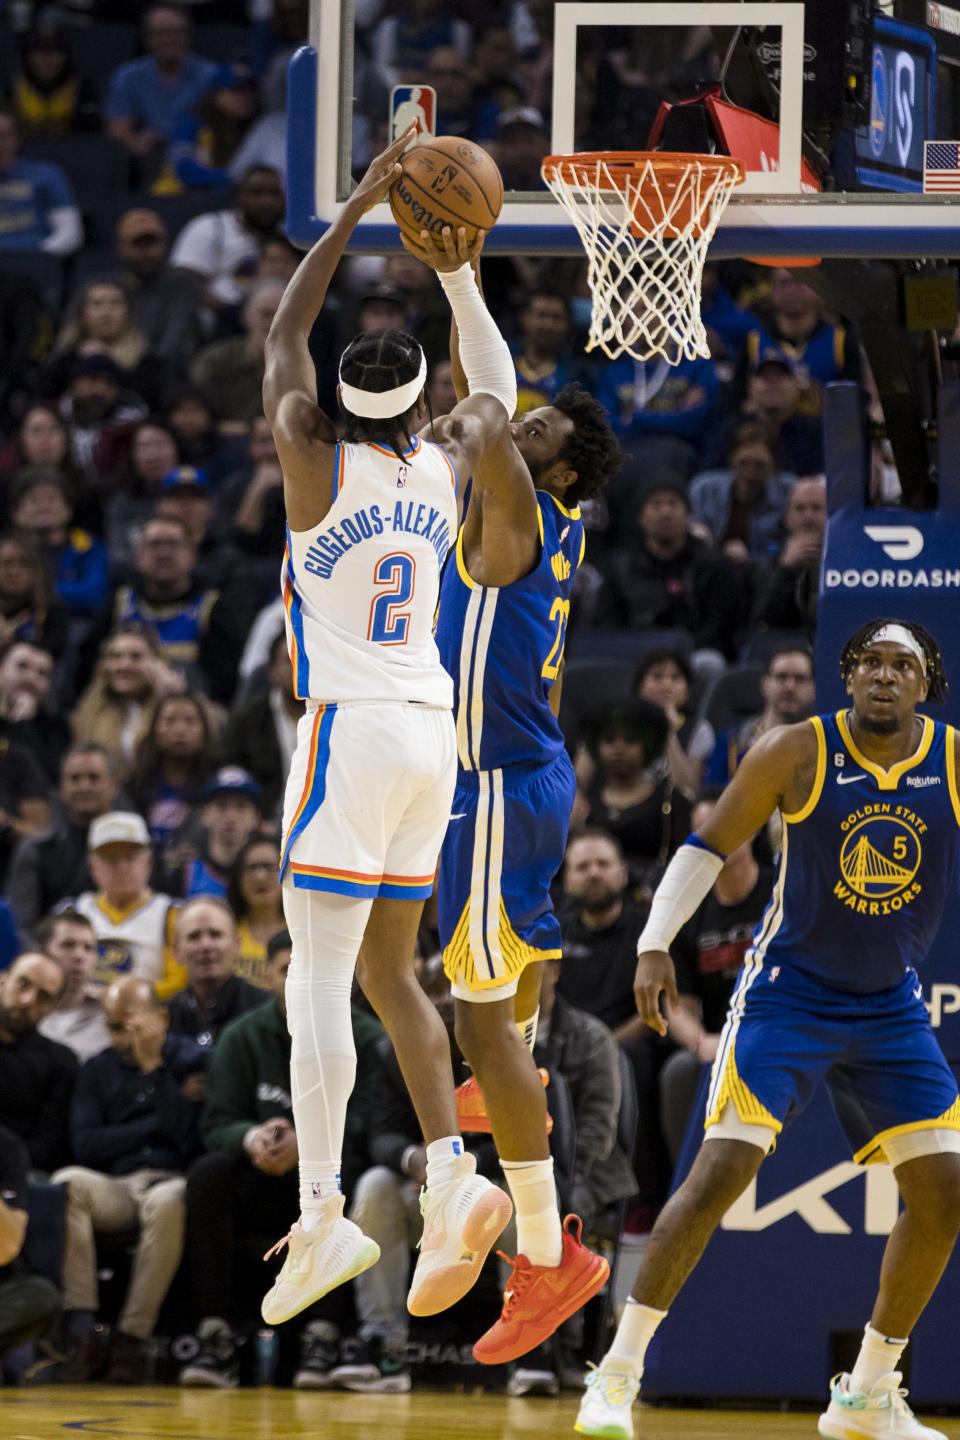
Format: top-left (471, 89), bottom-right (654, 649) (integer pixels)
top-left (0, 0), bottom-right (872, 1400)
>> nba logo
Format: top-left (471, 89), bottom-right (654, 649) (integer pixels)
top-left (391, 85), bottom-right (436, 147)
top-left (397, 464), bottom-right (409, 488)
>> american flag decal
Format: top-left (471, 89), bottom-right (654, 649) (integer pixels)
top-left (923, 141), bottom-right (960, 192)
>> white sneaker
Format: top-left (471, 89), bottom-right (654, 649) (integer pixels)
top-left (507, 1365), bottom-right (560, 1396)
top-left (261, 1197), bottom-right (381, 1325)
top-left (574, 1358), bottom-right (642, 1439)
top-left (406, 1151), bottom-right (513, 1316)
top-left (818, 1372), bottom-right (947, 1440)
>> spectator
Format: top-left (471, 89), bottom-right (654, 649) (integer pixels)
top-left (753, 473), bottom-right (826, 634)
top-left (80, 514), bottom-right (254, 703)
top-left (112, 208), bottom-right (203, 362)
top-left (59, 356), bottom-right (148, 484)
top-left (0, 1123), bottom-right (61, 1368)
top-left (0, 105), bottom-right (82, 256)
top-left (166, 897), bottom-right (267, 1049)
top-left (7, 743), bottom-right (117, 941)
top-left (53, 974), bottom-right (209, 1384)
top-left (593, 324), bottom-right (720, 482)
top-left (661, 790), bottom-right (774, 1164)
top-left (707, 644), bottom-right (816, 786)
top-left (5, 24), bottom-right (99, 136)
top-left (471, 23), bottom-right (525, 113)
top-left (0, 724), bottom-right (50, 890)
top-left (103, 419), bottom-right (181, 573)
top-left (170, 164), bottom-right (285, 311)
top-left (427, 357), bottom-right (457, 416)
top-left (42, 280), bottom-right (178, 415)
top-left (191, 279), bottom-right (284, 427)
top-left (371, 0), bottom-right (471, 81)
top-left (493, 105), bottom-right (550, 190)
top-left (216, 416), bottom-right (285, 594)
top-left (9, 470), bottom-right (110, 623)
top-left (0, 269), bottom-right (52, 433)
top-left (633, 648), bottom-right (715, 798)
top-left (221, 630), bottom-right (303, 823)
top-left (0, 404), bottom-right (81, 495)
top-left (0, 898), bottom-right (19, 972)
top-left (0, 638), bottom-right (67, 784)
top-left (154, 467), bottom-right (237, 593)
top-left (67, 810), bottom-right (184, 999)
top-left (689, 427), bottom-right (796, 565)
top-left (129, 692), bottom-right (218, 862)
top-left (739, 268), bottom-right (860, 417)
top-left (511, 290), bottom-right (581, 415)
top-left (597, 478), bottom-right (750, 661)
top-left (165, 766), bottom-right (263, 899)
top-left (36, 908), bottom-right (109, 1063)
top-left (0, 951), bottom-right (76, 1174)
top-left (104, 3), bottom-right (217, 177)
top-left (166, 63), bottom-right (261, 191)
top-left (425, 44), bottom-right (499, 140)
top-left (704, 350), bottom-right (824, 476)
top-left (180, 931), bottom-right (381, 1390)
top-left (0, 529), bottom-right (69, 659)
top-left (71, 626), bottom-right (183, 782)
top-left (164, 385), bottom-right (240, 480)
top-left (225, 835), bottom-right (284, 988)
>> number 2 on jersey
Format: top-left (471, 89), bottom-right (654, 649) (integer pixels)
top-left (368, 552), bottom-right (416, 645)
top-left (542, 597), bottom-right (570, 680)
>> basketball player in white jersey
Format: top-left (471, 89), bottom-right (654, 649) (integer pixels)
top-left (258, 126), bottom-right (530, 1328)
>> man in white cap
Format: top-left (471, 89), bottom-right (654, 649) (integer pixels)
top-left (578, 617), bottom-right (960, 1440)
top-left (65, 812), bottom-right (182, 1001)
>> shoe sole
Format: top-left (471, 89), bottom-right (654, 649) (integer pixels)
top-left (573, 1418), bottom-right (633, 1439)
top-left (333, 1374), bottom-right (411, 1393)
top-left (407, 1187), bottom-right (513, 1317)
top-left (261, 1238), bottom-right (381, 1325)
top-left (292, 1372), bottom-right (333, 1389)
top-left (179, 1370), bottom-right (238, 1389)
top-left (817, 1419), bottom-right (919, 1440)
top-left (473, 1253), bottom-right (610, 1365)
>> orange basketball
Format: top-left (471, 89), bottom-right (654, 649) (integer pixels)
top-left (389, 135), bottom-right (503, 247)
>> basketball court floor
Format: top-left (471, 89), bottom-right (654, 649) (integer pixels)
top-left (5, 1388), bottom-right (960, 1440)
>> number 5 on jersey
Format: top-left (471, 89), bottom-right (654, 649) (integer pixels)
top-left (369, 552), bottom-right (416, 645)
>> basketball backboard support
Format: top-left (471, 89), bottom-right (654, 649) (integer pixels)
top-left (290, 0), bottom-right (960, 257)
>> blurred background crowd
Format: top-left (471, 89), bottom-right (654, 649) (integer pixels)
top-left (0, 0), bottom-right (869, 1403)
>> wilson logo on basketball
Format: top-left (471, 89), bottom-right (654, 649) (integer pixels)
top-left (835, 808), bottom-right (924, 913)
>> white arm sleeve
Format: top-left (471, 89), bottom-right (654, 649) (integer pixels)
top-left (42, 205), bottom-right (83, 256)
top-left (439, 263), bottom-right (517, 418)
top-left (636, 840), bottom-right (725, 956)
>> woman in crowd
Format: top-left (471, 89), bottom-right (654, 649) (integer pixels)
top-left (6, 24), bottom-right (99, 135)
top-left (72, 623), bottom-right (184, 779)
top-left (165, 64), bottom-right (261, 191)
top-left (41, 279), bottom-right (178, 411)
top-left (226, 833), bottom-right (284, 987)
top-left (129, 691), bottom-right (219, 863)
top-left (0, 403), bottom-right (85, 498)
top-left (10, 468), bottom-right (109, 621)
top-left (102, 418), bottom-right (181, 572)
top-left (0, 530), bottom-right (69, 659)
top-left (633, 647), bottom-right (715, 798)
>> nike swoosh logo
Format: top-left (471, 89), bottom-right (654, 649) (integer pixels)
top-left (449, 813), bottom-right (469, 820)
top-left (836, 773), bottom-right (868, 785)
top-left (914, 986), bottom-right (924, 1001)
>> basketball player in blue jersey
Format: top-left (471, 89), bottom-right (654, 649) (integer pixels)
top-left (403, 228), bottom-right (621, 1365)
top-left (577, 618), bottom-right (960, 1440)
top-left (255, 127), bottom-right (553, 1334)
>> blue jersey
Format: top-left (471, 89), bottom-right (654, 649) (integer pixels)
top-left (436, 491), bottom-right (584, 770)
top-left (752, 710), bottom-right (960, 993)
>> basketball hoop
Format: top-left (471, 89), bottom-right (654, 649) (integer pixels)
top-left (541, 152), bottom-right (745, 364)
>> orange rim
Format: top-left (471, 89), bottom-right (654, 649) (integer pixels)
top-left (542, 151), bottom-right (745, 189)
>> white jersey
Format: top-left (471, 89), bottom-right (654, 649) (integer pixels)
top-left (282, 435), bottom-right (458, 706)
top-left (72, 891), bottom-right (180, 994)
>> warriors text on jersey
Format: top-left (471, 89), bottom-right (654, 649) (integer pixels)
top-left (281, 435), bottom-right (458, 707)
top-left (749, 710), bottom-right (960, 993)
top-left (435, 491), bottom-right (585, 770)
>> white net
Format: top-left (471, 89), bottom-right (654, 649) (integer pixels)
top-left (541, 152), bottom-right (744, 364)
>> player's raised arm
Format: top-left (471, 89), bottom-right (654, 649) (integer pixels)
top-left (633, 720), bottom-right (819, 1034)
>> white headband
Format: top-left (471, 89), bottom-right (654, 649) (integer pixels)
top-left (339, 349), bottom-right (427, 419)
top-left (867, 623), bottom-right (926, 673)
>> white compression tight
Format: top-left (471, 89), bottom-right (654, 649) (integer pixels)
top-left (282, 886), bottom-right (373, 1221)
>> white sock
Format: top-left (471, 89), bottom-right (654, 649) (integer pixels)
top-left (849, 1323), bottom-right (908, 1394)
top-left (515, 1006), bottom-right (539, 1053)
top-left (606, 1298), bottom-right (667, 1375)
top-left (425, 1135), bottom-right (464, 1191)
top-left (501, 1157), bottom-right (562, 1267)
top-left (283, 888), bottom-right (372, 1234)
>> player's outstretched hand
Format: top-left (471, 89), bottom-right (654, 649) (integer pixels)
top-left (400, 223), bottom-right (485, 273)
top-left (634, 949), bottom-right (678, 1037)
top-left (352, 124), bottom-right (419, 213)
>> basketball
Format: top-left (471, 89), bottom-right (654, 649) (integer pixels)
top-left (389, 135), bottom-right (504, 247)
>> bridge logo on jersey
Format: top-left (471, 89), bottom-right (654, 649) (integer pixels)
top-left (837, 810), bottom-right (923, 911)
top-left (94, 938), bottom-right (135, 986)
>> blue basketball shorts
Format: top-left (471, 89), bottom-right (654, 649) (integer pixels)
top-left (705, 958), bottom-right (960, 1165)
top-left (438, 749), bottom-right (576, 997)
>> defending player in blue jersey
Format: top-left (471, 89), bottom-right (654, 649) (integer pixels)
top-left (405, 227), bottom-right (622, 1368)
top-left (577, 619), bottom-right (960, 1440)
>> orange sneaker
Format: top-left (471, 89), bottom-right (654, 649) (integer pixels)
top-left (472, 1214), bottom-right (609, 1366)
top-left (455, 1068), bottom-right (553, 1135)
